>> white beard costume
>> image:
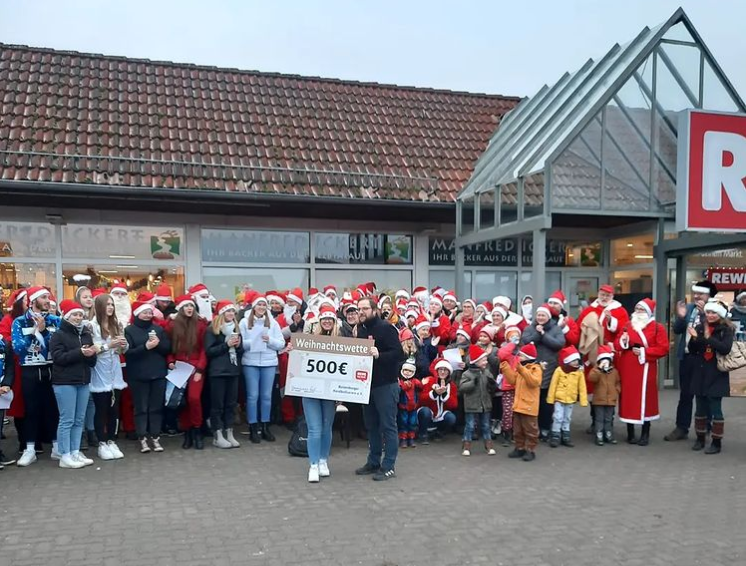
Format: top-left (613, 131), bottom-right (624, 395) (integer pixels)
top-left (630, 312), bottom-right (651, 333)
top-left (194, 292), bottom-right (213, 321)
top-left (111, 293), bottom-right (132, 326)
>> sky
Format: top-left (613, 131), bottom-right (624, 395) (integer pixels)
top-left (0, 0), bottom-right (744, 98)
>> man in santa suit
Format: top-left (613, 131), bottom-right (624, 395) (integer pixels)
top-left (615, 299), bottom-right (669, 446)
top-left (547, 290), bottom-right (580, 347)
top-left (109, 283), bottom-right (138, 439)
top-left (188, 283), bottom-right (213, 322)
top-left (110, 283), bottom-right (132, 326)
top-left (492, 296), bottom-right (528, 334)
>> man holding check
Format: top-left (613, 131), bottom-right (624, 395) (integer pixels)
top-left (355, 297), bottom-right (404, 481)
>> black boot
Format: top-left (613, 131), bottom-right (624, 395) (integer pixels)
top-left (193, 427), bottom-right (204, 450)
top-left (692, 434), bottom-right (706, 451)
top-left (249, 423), bottom-right (261, 444)
top-left (182, 428), bottom-right (194, 449)
top-left (561, 431), bottom-right (574, 448)
top-left (637, 422), bottom-right (650, 447)
top-left (626, 423), bottom-right (638, 444)
top-left (549, 432), bottom-right (560, 448)
top-left (261, 422), bottom-right (276, 442)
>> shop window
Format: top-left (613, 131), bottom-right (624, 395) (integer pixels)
top-left (519, 271), bottom-right (562, 301)
top-left (62, 224), bottom-right (185, 262)
top-left (314, 233), bottom-right (412, 265)
top-left (202, 229), bottom-right (309, 264)
top-left (203, 267), bottom-right (309, 301)
top-left (62, 265), bottom-right (184, 301)
top-left (0, 221), bottom-right (57, 258)
top-left (523, 240), bottom-right (597, 268)
top-left (315, 269), bottom-right (411, 295)
top-left (0, 262), bottom-right (57, 302)
top-left (612, 234), bottom-right (655, 266)
top-left (428, 269), bottom-right (472, 297)
top-left (474, 271), bottom-right (517, 304)
top-left (613, 269), bottom-right (654, 295)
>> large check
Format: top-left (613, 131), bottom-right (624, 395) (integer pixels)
top-left (286, 334), bottom-right (374, 404)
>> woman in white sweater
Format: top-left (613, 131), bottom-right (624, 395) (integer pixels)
top-left (239, 294), bottom-right (285, 444)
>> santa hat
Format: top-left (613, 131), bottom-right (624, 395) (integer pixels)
top-left (318, 305), bottom-right (337, 320)
top-left (216, 300), bottom-right (236, 316)
top-left (252, 294), bottom-right (268, 307)
top-left (737, 291), bottom-right (746, 303)
top-left (154, 284), bottom-right (173, 302)
top-left (547, 290), bottom-right (566, 306)
top-left (188, 283), bottom-right (209, 297)
top-left (9, 288), bottom-right (27, 304)
top-left (110, 283), bottom-right (128, 296)
top-left (304, 310), bottom-right (317, 324)
top-left (443, 290), bottom-right (457, 303)
top-left (174, 294), bottom-right (195, 311)
top-left (48, 293), bottom-right (57, 307)
top-left (244, 289), bottom-right (259, 306)
top-left (287, 287), bottom-right (304, 306)
top-left (535, 303), bottom-right (552, 318)
top-left (365, 282), bottom-right (377, 295)
top-left (341, 302), bottom-right (358, 314)
top-left (395, 289), bottom-right (410, 302)
top-left (492, 296), bottom-right (512, 311)
top-left (401, 357), bottom-right (417, 374)
top-left (398, 327), bottom-right (414, 342)
top-left (351, 290), bottom-right (364, 303)
top-left (377, 293), bottom-right (392, 310)
top-left (519, 342), bottom-right (538, 360)
top-left (266, 290), bottom-right (286, 305)
top-left (504, 326), bottom-right (522, 340)
top-left (636, 298), bottom-right (656, 317)
top-left (456, 324), bottom-right (472, 341)
top-left (59, 299), bottom-right (84, 320)
top-left (412, 286), bottom-right (427, 297)
top-left (491, 306), bottom-right (508, 320)
top-left (692, 280), bottom-right (717, 296)
top-left (479, 325), bottom-right (496, 340)
top-left (136, 291), bottom-right (155, 303)
top-left (308, 287), bottom-right (320, 298)
top-left (395, 298), bottom-right (408, 312)
top-left (704, 299), bottom-right (728, 319)
top-left (560, 346), bottom-right (581, 365)
top-left (468, 344), bottom-right (488, 363)
top-left (462, 298), bottom-right (477, 311)
top-left (479, 301), bottom-right (493, 312)
top-left (434, 359), bottom-right (452, 373)
top-left (429, 295), bottom-right (443, 308)
top-left (597, 345), bottom-right (614, 363)
top-left (132, 301), bottom-right (154, 317)
top-left (415, 315), bottom-right (431, 331)
top-left (27, 285), bottom-right (50, 303)
top-left (92, 287), bottom-right (107, 298)
top-left (323, 285), bottom-right (337, 297)
top-left (404, 308), bottom-right (420, 320)
top-left (599, 284), bottom-right (615, 295)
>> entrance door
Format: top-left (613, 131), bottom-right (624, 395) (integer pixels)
top-left (567, 276), bottom-right (599, 316)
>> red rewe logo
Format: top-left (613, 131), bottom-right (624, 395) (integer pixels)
top-left (678, 110), bottom-right (746, 232)
top-left (355, 370), bottom-right (369, 382)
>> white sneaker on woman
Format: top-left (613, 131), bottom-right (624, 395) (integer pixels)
top-left (59, 454), bottom-right (84, 469)
top-left (318, 459), bottom-right (330, 477)
top-left (140, 437), bottom-right (151, 453)
top-left (225, 429), bottom-right (241, 448)
top-left (107, 441), bottom-right (124, 459)
top-left (16, 449), bottom-right (37, 467)
top-left (72, 451), bottom-right (94, 466)
top-left (151, 437), bottom-right (164, 452)
top-left (308, 464), bottom-right (320, 483)
top-left (98, 442), bottom-right (115, 461)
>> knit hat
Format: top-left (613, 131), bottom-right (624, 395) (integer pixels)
top-left (27, 285), bottom-right (50, 303)
top-left (692, 280), bottom-right (717, 296)
top-left (401, 357), bottom-right (417, 374)
top-left (519, 342), bottom-right (538, 360)
top-left (318, 305), bottom-right (337, 320)
top-left (636, 298), bottom-right (656, 317)
top-left (704, 299), bottom-right (728, 319)
top-left (174, 294), bottom-right (195, 311)
top-left (434, 359), bottom-right (452, 373)
top-left (468, 344), bottom-right (488, 363)
top-left (414, 315), bottom-right (431, 331)
top-left (59, 299), bottom-right (84, 320)
top-left (398, 327), bottom-right (414, 342)
top-left (597, 345), bottom-right (614, 363)
top-left (479, 325), bottom-right (496, 340)
top-left (560, 346), bottom-right (581, 365)
top-left (287, 287), bottom-right (304, 306)
top-left (132, 301), bottom-right (154, 317)
top-left (535, 303), bottom-right (552, 318)
top-left (737, 291), bottom-right (746, 303)
top-left (154, 284), bottom-right (173, 302)
top-left (216, 301), bottom-right (236, 316)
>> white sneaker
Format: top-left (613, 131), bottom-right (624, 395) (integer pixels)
top-left (72, 451), bottom-right (94, 466)
top-left (140, 437), bottom-right (151, 453)
top-left (462, 448), bottom-right (471, 457)
top-left (225, 428), bottom-right (240, 448)
top-left (151, 437), bottom-right (164, 452)
top-left (213, 430), bottom-right (232, 449)
top-left (98, 443), bottom-right (115, 461)
top-left (487, 447), bottom-right (497, 456)
top-left (318, 459), bottom-right (330, 477)
top-left (107, 441), bottom-right (124, 459)
top-left (308, 464), bottom-right (320, 483)
top-left (59, 454), bottom-right (84, 469)
top-left (50, 449), bottom-right (62, 461)
top-left (17, 449), bottom-right (37, 467)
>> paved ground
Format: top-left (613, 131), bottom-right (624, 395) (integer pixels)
top-left (2, 390), bottom-right (746, 566)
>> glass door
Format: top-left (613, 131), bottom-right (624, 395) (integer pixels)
top-left (566, 275), bottom-right (600, 318)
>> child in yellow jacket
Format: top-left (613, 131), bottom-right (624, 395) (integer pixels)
top-left (500, 342), bottom-right (542, 462)
top-left (547, 346), bottom-right (588, 448)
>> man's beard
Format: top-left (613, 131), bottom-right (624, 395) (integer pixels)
top-left (112, 296), bottom-right (131, 325)
top-left (630, 312), bottom-right (650, 332)
top-left (195, 295), bottom-right (213, 321)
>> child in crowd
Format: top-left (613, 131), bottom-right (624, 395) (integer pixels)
top-left (458, 345), bottom-right (497, 456)
top-left (497, 326), bottom-right (522, 445)
top-left (398, 357), bottom-right (422, 448)
top-left (418, 359), bottom-right (458, 443)
top-left (588, 346), bottom-right (620, 446)
top-left (500, 343), bottom-right (542, 462)
top-left (547, 345), bottom-right (588, 448)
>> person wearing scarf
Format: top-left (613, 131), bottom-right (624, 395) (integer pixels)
top-left (49, 300), bottom-right (98, 469)
top-left (205, 301), bottom-right (244, 449)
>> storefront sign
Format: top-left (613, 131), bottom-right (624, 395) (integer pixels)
top-left (677, 110), bottom-right (746, 233)
top-left (0, 222), bottom-right (56, 257)
top-left (201, 229), bottom-right (310, 264)
top-left (286, 334), bottom-right (374, 404)
top-left (706, 267), bottom-right (746, 291)
top-left (315, 233), bottom-right (412, 265)
top-left (62, 224), bottom-right (184, 260)
top-left (430, 237), bottom-right (567, 267)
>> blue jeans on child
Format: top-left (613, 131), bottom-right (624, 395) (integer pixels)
top-left (53, 384), bottom-right (90, 455)
top-left (397, 409), bottom-right (418, 439)
top-left (302, 397), bottom-right (336, 465)
top-left (551, 402), bottom-right (574, 433)
top-left (463, 412), bottom-right (491, 442)
top-left (242, 365), bottom-right (276, 424)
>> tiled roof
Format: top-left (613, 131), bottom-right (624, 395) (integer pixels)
top-left (0, 44), bottom-right (519, 202)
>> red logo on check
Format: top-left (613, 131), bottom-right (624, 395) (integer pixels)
top-left (355, 370), bottom-right (369, 382)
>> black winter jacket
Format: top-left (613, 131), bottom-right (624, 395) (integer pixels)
top-left (204, 328), bottom-right (244, 378)
top-left (357, 316), bottom-right (405, 388)
top-left (49, 320), bottom-right (97, 386)
top-left (689, 323), bottom-right (734, 398)
top-left (0, 337), bottom-right (15, 387)
top-left (125, 318), bottom-right (171, 381)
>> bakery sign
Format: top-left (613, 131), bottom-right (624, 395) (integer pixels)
top-left (62, 224), bottom-right (184, 260)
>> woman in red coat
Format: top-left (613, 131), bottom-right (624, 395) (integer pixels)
top-left (614, 299), bottom-right (669, 447)
top-left (0, 289), bottom-right (27, 461)
top-left (417, 359), bottom-right (458, 443)
top-left (166, 295), bottom-right (207, 449)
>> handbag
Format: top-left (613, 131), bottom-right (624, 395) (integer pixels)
top-left (716, 340), bottom-right (746, 372)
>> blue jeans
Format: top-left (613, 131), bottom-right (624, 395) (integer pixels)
top-left (463, 412), bottom-right (491, 442)
top-left (53, 384), bottom-right (90, 455)
top-left (363, 382), bottom-right (399, 471)
top-left (552, 402), bottom-right (574, 433)
top-left (243, 365), bottom-right (276, 424)
top-left (301, 397), bottom-right (336, 465)
top-left (417, 407), bottom-right (457, 436)
top-left (397, 409), bottom-right (418, 438)
top-left (84, 391), bottom-right (95, 432)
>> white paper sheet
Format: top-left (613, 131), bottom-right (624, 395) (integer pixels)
top-left (248, 323), bottom-right (268, 352)
top-left (166, 361), bottom-right (195, 389)
top-left (442, 347), bottom-right (464, 369)
top-left (0, 390), bottom-right (14, 410)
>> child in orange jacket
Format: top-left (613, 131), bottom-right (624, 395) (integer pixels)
top-left (500, 342), bottom-right (543, 462)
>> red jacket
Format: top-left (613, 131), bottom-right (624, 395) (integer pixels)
top-left (166, 318), bottom-right (208, 373)
top-left (419, 376), bottom-right (458, 420)
top-left (430, 314), bottom-right (452, 344)
top-left (398, 377), bottom-right (423, 411)
top-left (558, 315), bottom-right (580, 347)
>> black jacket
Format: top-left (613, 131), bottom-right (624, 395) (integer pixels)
top-left (689, 323), bottom-right (734, 398)
top-left (125, 318), bottom-right (171, 381)
top-left (49, 320), bottom-right (97, 386)
top-left (204, 329), bottom-right (244, 378)
top-left (414, 336), bottom-right (438, 380)
top-left (0, 337), bottom-right (14, 387)
top-left (357, 316), bottom-right (405, 388)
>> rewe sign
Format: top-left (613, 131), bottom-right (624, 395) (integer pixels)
top-left (677, 110), bottom-right (746, 232)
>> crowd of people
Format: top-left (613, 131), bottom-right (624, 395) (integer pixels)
top-left (0, 278), bottom-right (742, 482)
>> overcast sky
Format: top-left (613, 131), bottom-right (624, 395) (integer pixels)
top-left (0, 0), bottom-right (743, 98)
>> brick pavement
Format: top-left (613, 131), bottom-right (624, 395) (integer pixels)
top-left (1, 390), bottom-right (746, 566)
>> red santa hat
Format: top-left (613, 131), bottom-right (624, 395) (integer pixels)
top-left (341, 302), bottom-right (358, 314)
top-left (216, 300), bottom-right (236, 316)
top-left (136, 291), bottom-right (155, 304)
top-left (110, 283), bottom-right (128, 296)
top-left (395, 298), bottom-right (407, 312)
top-left (478, 325), bottom-right (496, 340)
top-left (492, 295), bottom-right (512, 311)
top-left (597, 345), bottom-right (614, 363)
top-left (365, 282), bottom-right (377, 296)
top-left (188, 283), bottom-right (209, 297)
top-left (266, 290), bottom-right (286, 305)
top-left (92, 287), bottom-right (107, 298)
top-left (432, 287), bottom-right (447, 299)
top-left (395, 289), bottom-right (410, 302)
top-left (429, 295), bottom-right (443, 308)
top-left (462, 298), bottom-right (477, 311)
top-left (323, 285), bottom-right (337, 297)
top-left (351, 290), bottom-right (364, 303)
top-left (455, 324), bottom-right (472, 341)
top-left (404, 308), bottom-right (420, 320)
top-left (59, 299), bottom-right (84, 320)
top-left (547, 290), bottom-right (567, 307)
top-left (9, 288), bottom-right (27, 305)
top-left (252, 294), bottom-right (268, 307)
top-left (27, 285), bottom-right (50, 303)
top-left (519, 342), bottom-right (538, 360)
top-left (636, 298), bottom-right (656, 317)
top-left (132, 301), bottom-right (154, 317)
top-left (412, 286), bottom-right (427, 296)
top-left (415, 315), bottom-right (431, 331)
top-left (243, 289), bottom-right (259, 306)
top-left (377, 293), bottom-right (392, 310)
top-left (48, 292), bottom-right (57, 307)
top-left (560, 346), bottom-right (581, 365)
top-left (154, 284), bottom-right (173, 302)
top-left (318, 305), bottom-right (337, 320)
top-left (174, 294), bottom-right (195, 311)
top-left (398, 327), bottom-right (414, 342)
top-left (287, 287), bottom-right (304, 306)
top-left (535, 303), bottom-right (553, 318)
top-left (443, 290), bottom-right (457, 303)
top-left (434, 359), bottom-right (453, 373)
top-left (480, 301), bottom-right (493, 312)
top-left (599, 284), bottom-right (615, 295)
top-left (304, 310), bottom-right (317, 324)
top-left (468, 344), bottom-right (488, 363)
top-left (491, 306), bottom-right (508, 321)
top-left (308, 287), bottom-right (320, 298)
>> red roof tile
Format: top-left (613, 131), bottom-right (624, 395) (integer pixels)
top-left (0, 44), bottom-right (519, 202)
